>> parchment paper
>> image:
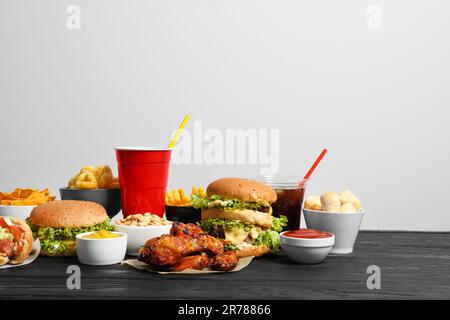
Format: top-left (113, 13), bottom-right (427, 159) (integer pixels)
top-left (121, 256), bottom-right (253, 274)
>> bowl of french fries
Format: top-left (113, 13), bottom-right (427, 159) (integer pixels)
top-left (165, 186), bottom-right (206, 223)
top-left (60, 165), bottom-right (121, 218)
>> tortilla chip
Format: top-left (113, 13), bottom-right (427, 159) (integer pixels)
top-left (0, 188), bottom-right (55, 206)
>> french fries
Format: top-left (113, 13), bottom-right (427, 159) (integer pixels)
top-left (165, 186), bottom-right (206, 207)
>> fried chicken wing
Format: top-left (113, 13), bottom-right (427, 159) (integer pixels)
top-left (212, 251), bottom-right (239, 271)
top-left (138, 235), bottom-right (191, 266)
top-left (193, 234), bottom-right (224, 256)
top-left (170, 253), bottom-right (212, 271)
top-left (170, 222), bottom-right (224, 255)
top-left (138, 222), bottom-right (236, 271)
top-left (170, 222), bottom-right (203, 238)
top-left (138, 233), bottom-right (224, 267)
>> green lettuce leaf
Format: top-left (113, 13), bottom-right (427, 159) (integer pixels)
top-left (191, 194), bottom-right (269, 211)
top-left (224, 243), bottom-right (240, 251)
top-left (255, 230), bottom-right (282, 254)
top-left (26, 218), bottom-right (113, 241)
top-left (198, 218), bottom-right (252, 233)
top-left (199, 217), bottom-right (285, 254)
top-left (272, 215), bottom-right (288, 233)
top-left (41, 239), bottom-right (67, 255)
top-left (191, 193), bottom-right (211, 209)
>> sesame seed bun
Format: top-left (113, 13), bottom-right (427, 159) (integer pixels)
top-left (29, 200), bottom-right (108, 228)
top-left (235, 244), bottom-right (271, 258)
top-left (206, 178), bottom-right (277, 204)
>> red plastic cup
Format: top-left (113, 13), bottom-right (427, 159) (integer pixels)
top-left (115, 147), bottom-right (171, 217)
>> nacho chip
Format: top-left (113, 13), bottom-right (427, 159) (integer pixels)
top-left (0, 188), bottom-right (55, 206)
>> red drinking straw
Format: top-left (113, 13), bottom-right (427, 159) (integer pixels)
top-left (303, 148), bottom-right (328, 181)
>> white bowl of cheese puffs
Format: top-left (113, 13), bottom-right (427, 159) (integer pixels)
top-left (303, 191), bottom-right (364, 255)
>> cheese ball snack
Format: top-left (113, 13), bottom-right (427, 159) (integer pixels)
top-left (304, 196), bottom-right (322, 211)
top-left (305, 191), bottom-right (362, 213)
top-left (339, 190), bottom-right (361, 211)
top-left (320, 192), bottom-right (340, 212)
top-left (340, 202), bottom-right (358, 213)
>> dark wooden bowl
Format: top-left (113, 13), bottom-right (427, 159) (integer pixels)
top-left (165, 205), bottom-right (201, 224)
top-left (60, 187), bottom-right (121, 218)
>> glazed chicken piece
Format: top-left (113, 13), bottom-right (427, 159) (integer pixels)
top-left (138, 235), bottom-right (192, 266)
top-left (170, 251), bottom-right (238, 272)
top-left (170, 222), bottom-right (224, 255)
top-left (138, 222), bottom-right (235, 271)
top-left (212, 251), bottom-right (239, 271)
top-left (138, 233), bottom-right (224, 267)
top-left (170, 222), bottom-right (203, 238)
top-left (193, 233), bottom-right (224, 256)
top-left (170, 253), bottom-right (212, 271)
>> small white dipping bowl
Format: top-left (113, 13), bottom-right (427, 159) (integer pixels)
top-left (76, 231), bottom-right (127, 266)
top-left (280, 230), bottom-right (335, 264)
top-left (0, 205), bottom-right (36, 220)
top-left (303, 208), bottom-right (365, 254)
top-left (113, 223), bottom-right (172, 256)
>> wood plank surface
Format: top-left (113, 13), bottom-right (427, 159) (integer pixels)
top-left (1, 231), bottom-right (449, 299)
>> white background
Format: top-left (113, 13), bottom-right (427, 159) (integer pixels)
top-left (1, 0), bottom-right (449, 230)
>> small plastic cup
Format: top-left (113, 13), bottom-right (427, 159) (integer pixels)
top-left (115, 147), bottom-right (171, 217)
top-left (256, 175), bottom-right (308, 230)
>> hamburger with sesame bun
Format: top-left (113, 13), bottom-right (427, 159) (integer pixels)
top-left (192, 178), bottom-right (287, 258)
top-left (27, 200), bottom-right (112, 257)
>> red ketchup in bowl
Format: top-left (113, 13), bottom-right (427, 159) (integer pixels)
top-left (283, 229), bottom-right (332, 239)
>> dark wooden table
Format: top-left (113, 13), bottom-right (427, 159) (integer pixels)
top-left (1, 231), bottom-right (449, 300)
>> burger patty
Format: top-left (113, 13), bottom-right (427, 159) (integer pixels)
top-left (258, 206), bottom-right (270, 214)
top-left (207, 226), bottom-right (226, 239)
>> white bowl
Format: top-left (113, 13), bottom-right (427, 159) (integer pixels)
top-left (113, 223), bottom-right (172, 256)
top-left (76, 231), bottom-right (127, 266)
top-left (303, 208), bottom-right (365, 254)
top-left (280, 231), bottom-right (335, 264)
top-left (0, 205), bottom-right (36, 220)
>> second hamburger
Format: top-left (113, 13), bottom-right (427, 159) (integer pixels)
top-left (193, 178), bottom-right (287, 258)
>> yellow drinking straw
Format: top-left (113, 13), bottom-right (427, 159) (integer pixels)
top-left (168, 114), bottom-right (190, 148)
